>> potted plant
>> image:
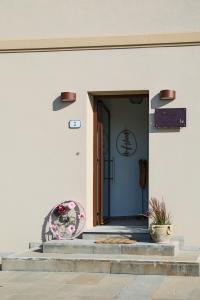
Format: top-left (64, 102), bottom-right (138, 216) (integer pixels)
top-left (147, 197), bottom-right (173, 243)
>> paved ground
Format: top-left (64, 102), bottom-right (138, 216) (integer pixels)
top-left (0, 271), bottom-right (200, 299)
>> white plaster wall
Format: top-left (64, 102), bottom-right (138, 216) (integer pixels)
top-left (0, 0), bottom-right (200, 39)
top-left (0, 45), bottom-right (200, 250)
top-left (103, 99), bottom-right (148, 216)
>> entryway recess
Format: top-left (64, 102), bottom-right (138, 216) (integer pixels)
top-left (90, 91), bottom-right (149, 227)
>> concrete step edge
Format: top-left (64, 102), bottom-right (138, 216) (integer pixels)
top-left (43, 240), bottom-right (180, 256)
top-left (2, 256), bottom-right (199, 264)
top-left (2, 253), bottom-right (200, 276)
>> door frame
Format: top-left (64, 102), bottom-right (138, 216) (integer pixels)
top-left (96, 100), bottom-right (111, 225)
top-left (90, 90), bottom-right (149, 226)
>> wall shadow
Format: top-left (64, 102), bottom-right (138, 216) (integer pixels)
top-left (149, 113), bottom-right (180, 133)
top-left (151, 93), bottom-right (172, 109)
top-left (52, 96), bottom-right (74, 111)
top-left (41, 210), bottom-right (53, 242)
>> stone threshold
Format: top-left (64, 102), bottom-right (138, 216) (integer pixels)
top-left (84, 225), bottom-right (148, 233)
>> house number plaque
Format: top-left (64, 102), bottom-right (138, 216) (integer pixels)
top-left (68, 120), bottom-right (81, 129)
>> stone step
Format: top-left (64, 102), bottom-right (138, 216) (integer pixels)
top-left (2, 249), bottom-right (200, 276)
top-left (82, 226), bottom-right (150, 242)
top-left (43, 239), bottom-right (180, 256)
top-left (82, 227), bottom-right (185, 249)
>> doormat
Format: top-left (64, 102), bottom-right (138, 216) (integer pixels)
top-left (95, 238), bottom-right (137, 244)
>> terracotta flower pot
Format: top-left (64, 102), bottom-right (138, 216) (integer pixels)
top-left (150, 224), bottom-right (173, 243)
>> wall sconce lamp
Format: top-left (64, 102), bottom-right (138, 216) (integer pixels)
top-left (61, 92), bottom-right (76, 102)
top-left (160, 90), bottom-right (176, 100)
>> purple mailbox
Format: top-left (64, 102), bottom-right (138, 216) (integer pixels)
top-left (155, 108), bottom-right (186, 128)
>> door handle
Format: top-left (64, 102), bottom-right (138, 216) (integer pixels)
top-left (110, 158), bottom-right (115, 183)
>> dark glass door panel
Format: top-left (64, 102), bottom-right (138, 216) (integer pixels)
top-left (97, 101), bottom-right (110, 224)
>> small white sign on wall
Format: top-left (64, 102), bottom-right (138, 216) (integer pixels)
top-left (68, 120), bottom-right (81, 129)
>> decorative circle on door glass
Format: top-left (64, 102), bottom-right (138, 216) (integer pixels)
top-left (116, 129), bottom-right (137, 156)
top-left (49, 200), bottom-right (86, 240)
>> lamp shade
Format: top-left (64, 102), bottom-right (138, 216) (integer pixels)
top-left (160, 90), bottom-right (176, 100)
top-left (61, 92), bottom-right (76, 102)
